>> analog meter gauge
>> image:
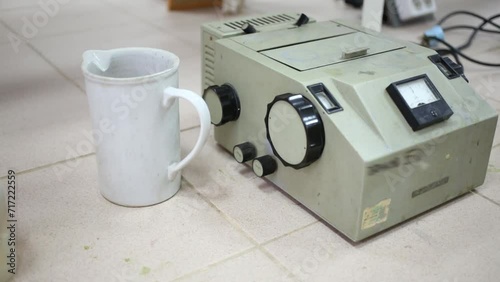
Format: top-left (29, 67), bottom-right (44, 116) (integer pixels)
top-left (387, 74), bottom-right (453, 131)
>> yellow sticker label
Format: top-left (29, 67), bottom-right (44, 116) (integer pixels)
top-left (361, 199), bottom-right (391, 230)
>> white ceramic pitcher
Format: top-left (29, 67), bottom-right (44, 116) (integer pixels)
top-left (82, 48), bottom-right (210, 207)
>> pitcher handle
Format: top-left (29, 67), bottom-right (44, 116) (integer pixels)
top-left (162, 87), bottom-right (211, 180)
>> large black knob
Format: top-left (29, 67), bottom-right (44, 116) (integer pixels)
top-left (233, 142), bottom-right (257, 163)
top-left (203, 84), bottom-right (241, 126)
top-left (265, 94), bottom-right (325, 169)
top-left (252, 155), bottom-right (277, 177)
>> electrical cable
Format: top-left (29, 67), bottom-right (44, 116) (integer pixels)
top-left (437, 11), bottom-right (500, 29)
top-left (455, 14), bottom-right (500, 51)
top-left (426, 36), bottom-right (500, 67)
top-left (443, 25), bottom-right (500, 34)
top-left (423, 11), bottom-right (500, 67)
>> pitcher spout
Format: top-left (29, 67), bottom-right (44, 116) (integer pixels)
top-left (82, 50), bottom-right (113, 72)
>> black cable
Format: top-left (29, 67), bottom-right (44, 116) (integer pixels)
top-left (438, 10), bottom-right (500, 29)
top-left (456, 14), bottom-right (500, 51)
top-left (427, 36), bottom-right (500, 67)
top-left (423, 11), bottom-right (500, 67)
top-left (443, 25), bottom-right (500, 34)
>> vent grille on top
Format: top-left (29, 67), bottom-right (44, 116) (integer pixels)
top-left (223, 14), bottom-right (296, 30)
top-left (204, 44), bottom-right (215, 88)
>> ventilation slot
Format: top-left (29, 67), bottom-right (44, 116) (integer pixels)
top-left (224, 22), bottom-right (241, 29)
top-left (204, 45), bottom-right (215, 88)
top-left (222, 14), bottom-right (296, 30)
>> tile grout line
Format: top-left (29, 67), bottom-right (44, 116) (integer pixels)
top-left (181, 178), bottom-right (260, 244)
top-left (18, 21), bottom-right (143, 43)
top-left (2, 14), bottom-right (139, 43)
top-left (99, 0), bottom-right (203, 47)
top-left (99, 0), bottom-right (171, 32)
top-left (0, 5), bottom-right (40, 12)
top-left (471, 190), bottom-right (500, 207)
top-left (255, 222), bottom-right (319, 282)
top-left (170, 245), bottom-right (258, 281)
top-left (180, 178), bottom-right (314, 281)
top-left (0, 1), bottom-right (146, 41)
top-left (0, 19), bottom-right (85, 93)
top-left (180, 124), bottom-right (201, 133)
top-left (172, 180), bottom-right (266, 279)
top-left (26, 42), bottom-right (86, 93)
top-left (181, 179), bottom-right (297, 278)
top-left (0, 153), bottom-right (96, 180)
top-left (255, 242), bottom-right (302, 282)
top-left (260, 221), bottom-right (319, 247)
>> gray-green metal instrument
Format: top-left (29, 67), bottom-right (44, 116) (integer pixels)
top-left (201, 13), bottom-right (498, 241)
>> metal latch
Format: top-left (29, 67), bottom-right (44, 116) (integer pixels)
top-left (342, 47), bottom-right (369, 59)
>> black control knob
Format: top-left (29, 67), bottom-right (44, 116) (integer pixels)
top-left (265, 94), bottom-right (325, 169)
top-left (233, 142), bottom-right (257, 163)
top-left (203, 84), bottom-right (241, 126)
top-left (252, 155), bottom-right (277, 177)
top-left (241, 22), bottom-right (257, 34)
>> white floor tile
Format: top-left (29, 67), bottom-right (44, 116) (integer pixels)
top-left (0, 43), bottom-right (92, 176)
top-left (180, 128), bottom-right (317, 243)
top-left (264, 193), bottom-right (500, 282)
top-left (0, 0), bottom-right (39, 10)
top-left (150, 8), bottom-right (259, 46)
top-left (10, 155), bottom-right (254, 281)
top-left (0, 1), bottom-right (134, 40)
top-left (30, 22), bottom-right (170, 79)
top-left (176, 249), bottom-right (290, 282)
top-left (103, 0), bottom-right (172, 23)
top-left (0, 24), bottom-right (14, 44)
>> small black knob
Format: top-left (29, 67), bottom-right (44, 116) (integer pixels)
top-left (295, 13), bottom-right (310, 27)
top-left (203, 84), bottom-right (241, 126)
top-left (233, 142), bottom-right (257, 163)
top-left (252, 155), bottom-right (277, 177)
top-left (241, 22), bottom-right (257, 34)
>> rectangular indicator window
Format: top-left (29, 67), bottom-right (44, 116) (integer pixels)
top-left (428, 54), bottom-right (464, 80)
top-left (436, 62), bottom-right (454, 77)
top-left (316, 91), bottom-right (336, 110)
top-left (307, 83), bottom-right (342, 114)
